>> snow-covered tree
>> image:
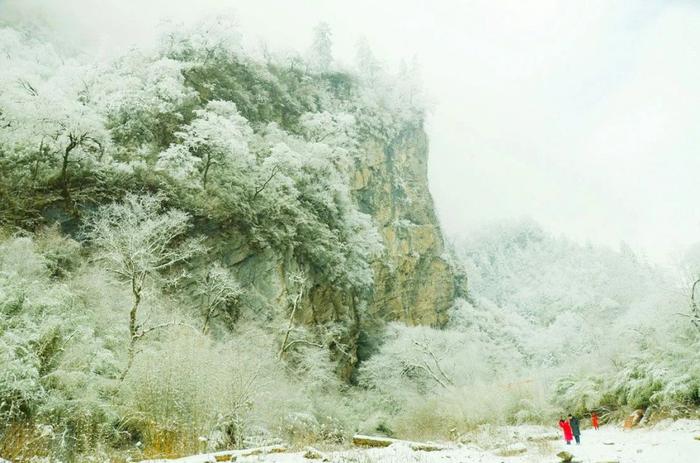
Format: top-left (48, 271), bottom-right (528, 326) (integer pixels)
top-left (299, 111), bottom-right (357, 152)
top-left (308, 22), bottom-right (333, 73)
top-left (157, 100), bottom-right (253, 188)
top-left (99, 53), bottom-right (196, 150)
top-left (85, 194), bottom-right (205, 379)
top-left (194, 263), bottom-right (242, 334)
top-left (0, 57), bottom-right (110, 202)
top-left (394, 57), bottom-right (426, 121)
top-left (160, 15), bottom-right (243, 63)
top-left (355, 37), bottom-right (383, 83)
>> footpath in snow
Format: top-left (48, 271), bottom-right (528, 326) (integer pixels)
top-left (541, 419), bottom-right (700, 463)
top-left (143, 420), bottom-right (700, 463)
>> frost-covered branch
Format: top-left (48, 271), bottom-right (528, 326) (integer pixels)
top-left (413, 340), bottom-right (455, 387)
top-left (252, 164), bottom-right (281, 200)
top-left (279, 272), bottom-right (307, 359)
top-left (85, 193), bottom-right (206, 380)
top-left (195, 263), bottom-right (242, 334)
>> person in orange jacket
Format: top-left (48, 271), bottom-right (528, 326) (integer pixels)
top-left (591, 412), bottom-right (600, 430)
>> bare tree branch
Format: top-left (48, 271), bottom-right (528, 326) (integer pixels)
top-left (135, 320), bottom-right (197, 339)
top-left (279, 272), bottom-right (307, 359)
top-left (281, 339), bottom-right (324, 352)
top-left (86, 194), bottom-right (205, 381)
top-left (413, 340), bottom-right (454, 386)
top-left (252, 164), bottom-right (281, 200)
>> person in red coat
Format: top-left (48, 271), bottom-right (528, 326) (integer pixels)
top-left (591, 412), bottom-right (600, 430)
top-left (559, 417), bottom-right (573, 444)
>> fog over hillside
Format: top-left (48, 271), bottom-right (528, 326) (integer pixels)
top-left (3, 0), bottom-right (700, 261)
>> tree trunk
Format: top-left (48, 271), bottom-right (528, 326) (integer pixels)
top-left (691, 278), bottom-right (700, 331)
top-left (120, 339), bottom-right (136, 382)
top-left (201, 289), bottom-right (214, 334)
top-left (278, 288), bottom-right (303, 359)
top-left (202, 154), bottom-right (212, 188)
top-left (61, 137), bottom-right (78, 203)
top-left (120, 274), bottom-right (142, 381)
top-left (31, 141), bottom-right (45, 184)
top-left (202, 307), bottom-right (213, 334)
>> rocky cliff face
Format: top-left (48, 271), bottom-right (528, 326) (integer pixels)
top-left (225, 125), bottom-right (455, 376)
top-left (352, 128), bottom-right (455, 327)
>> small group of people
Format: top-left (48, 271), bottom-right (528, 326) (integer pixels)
top-left (558, 412), bottom-right (599, 445)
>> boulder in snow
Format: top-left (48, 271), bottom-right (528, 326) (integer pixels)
top-left (303, 447), bottom-right (327, 460)
top-left (556, 450), bottom-right (574, 462)
top-left (623, 409), bottom-right (644, 430)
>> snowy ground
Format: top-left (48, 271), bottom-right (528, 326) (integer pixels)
top-left (537, 420), bottom-right (700, 463)
top-left (148, 420), bottom-right (700, 463)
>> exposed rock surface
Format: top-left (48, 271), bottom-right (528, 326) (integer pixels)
top-left (354, 129), bottom-right (455, 327)
top-left (623, 409), bottom-right (645, 429)
top-left (302, 447), bottom-right (326, 460)
top-left (557, 450), bottom-right (574, 462)
top-left (352, 434), bottom-right (449, 451)
top-left (223, 127), bottom-right (456, 376)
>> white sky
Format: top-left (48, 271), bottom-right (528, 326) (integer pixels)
top-left (2, 0), bottom-right (700, 263)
